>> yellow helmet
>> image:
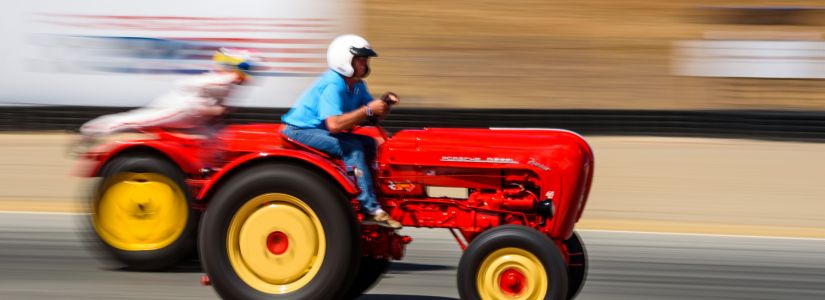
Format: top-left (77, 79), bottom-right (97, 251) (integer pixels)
top-left (212, 48), bottom-right (262, 74)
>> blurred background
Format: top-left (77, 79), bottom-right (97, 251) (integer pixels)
top-left (366, 0), bottom-right (825, 110)
top-left (1, 0), bottom-right (825, 299)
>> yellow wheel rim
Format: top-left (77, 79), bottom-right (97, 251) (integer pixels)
top-left (93, 172), bottom-right (188, 251)
top-left (477, 247), bottom-right (549, 300)
top-left (226, 193), bottom-right (326, 294)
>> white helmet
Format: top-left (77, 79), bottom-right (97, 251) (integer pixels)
top-left (327, 34), bottom-right (377, 77)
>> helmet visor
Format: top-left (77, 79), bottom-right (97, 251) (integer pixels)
top-left (350, 46), bottom-right (377, 58)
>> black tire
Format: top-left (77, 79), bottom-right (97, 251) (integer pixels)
top-left (90, 153), bottom-right (199, 271)
top-left (563, 231), bottom-right (588, 300)
top-left (345, 257), bottom-right (391, 299)
top-left (457, 225), bottom-right (568, 300)
top-left (199, 163), bottom-right (360, 300)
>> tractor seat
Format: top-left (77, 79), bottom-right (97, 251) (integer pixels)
top-left (279, 132), bottom-right (333, 159)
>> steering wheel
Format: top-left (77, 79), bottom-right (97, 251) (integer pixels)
top-left (366, 93), bottom-right (397, 141)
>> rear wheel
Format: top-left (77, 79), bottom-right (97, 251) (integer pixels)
top-left (91, 154), bottom-right (198, 270)
top-left (199, 163), bottom-right (360, 300)
top-left (457, 225), bottom-right (568, 300)
top-left (563, 231), bottom-right (588, 300)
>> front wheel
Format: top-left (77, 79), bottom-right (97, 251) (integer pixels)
top-left (199, 163), bottom-right (360, 300)
top-left (457, 225), bottom-right (569, 300)
top-left (563, 231), bottom-right (588, 300)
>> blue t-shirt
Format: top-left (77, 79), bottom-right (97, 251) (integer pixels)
top-left (282, 69), bottom-right (374, 129)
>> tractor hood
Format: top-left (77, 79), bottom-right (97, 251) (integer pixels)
top-left (380, 127), bottom-right (594, 238)
top-left (383, 127), bottom-right (593, 173)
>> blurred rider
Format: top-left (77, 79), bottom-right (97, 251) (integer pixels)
top-left (281, 34), bottom-right (402, 229)
top-left (79, 48), bottom-right (260, 140)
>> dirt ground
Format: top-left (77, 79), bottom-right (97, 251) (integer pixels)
top-left (1, 133), bottom-right (823, 238)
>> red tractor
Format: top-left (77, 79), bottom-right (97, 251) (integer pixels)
top-left (79, 123), bottom-right (593, 300)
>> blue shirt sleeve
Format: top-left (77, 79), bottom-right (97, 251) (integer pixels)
top-left (358, 82), bottom-right (374, 106)
top-left (317, 84), bottom-right (344, 122)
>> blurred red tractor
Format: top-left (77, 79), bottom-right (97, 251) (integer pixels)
top-left (78, 123), bottom-right (593, 300)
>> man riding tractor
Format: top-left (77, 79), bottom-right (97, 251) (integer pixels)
top-left (281, 34), bottom-right (402, 229)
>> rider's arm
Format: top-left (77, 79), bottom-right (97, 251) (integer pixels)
top-left (197, 105), bottom-right (227, 117)
top-left (325, 106), bottom-right (369, 133)
top-left (329, 82), bottom-right (376, 129)
top-left (320, 84), bottom-right (389, 133)
top-left (327, 99), bottom-right (392, 132)
top-left (202, 82), bottom-right (233, 102)
top-left (193, 73), bottom-right (240, 118)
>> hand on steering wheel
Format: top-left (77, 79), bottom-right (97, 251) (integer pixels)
top-left (367, 92), bottom-right (399, 125)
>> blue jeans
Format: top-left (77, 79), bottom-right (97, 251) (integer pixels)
top-left (282, 125), bottom-right (380, 214)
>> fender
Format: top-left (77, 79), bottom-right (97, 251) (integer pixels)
top-left (196, 149), bottom-right (360, 201)
top-left (84, 140), bottom-right (202, 177)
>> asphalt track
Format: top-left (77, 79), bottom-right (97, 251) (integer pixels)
top-left (1, 212), bottom-right (824, 300)
top-left (5, 133), bottom-right (825, 238)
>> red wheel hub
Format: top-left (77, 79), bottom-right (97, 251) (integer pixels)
top-left (499, 268), bottom-right (527, 296)
top-left (266, 231), bottom-right (289, 255)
